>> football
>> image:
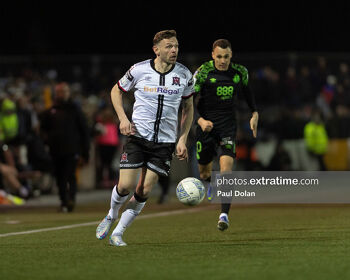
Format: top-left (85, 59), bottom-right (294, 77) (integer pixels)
top-left (176, 177), bottom-right (205, 206)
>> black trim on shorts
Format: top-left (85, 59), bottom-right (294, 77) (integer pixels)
top-left (119, 136), bottom-right (174, 177)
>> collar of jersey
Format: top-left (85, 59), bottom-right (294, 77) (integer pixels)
top-left (150, 59), bottom-right (176, 76)
top-left (212, 60), bottom-right (232, 73)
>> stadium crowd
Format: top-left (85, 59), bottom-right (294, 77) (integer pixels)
top-left (0, 54), bottom-right (349, 201)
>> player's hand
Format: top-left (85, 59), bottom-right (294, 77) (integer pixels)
top-left (250, 111), bottom-right (259, 138)
top-left (198, 118), bottom-right (213, 132)
top-left (176, 141), bottom-right (188, 161)
top-left (120, 119), bottom-right (136, 136)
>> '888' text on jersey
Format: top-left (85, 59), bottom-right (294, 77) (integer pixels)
top-left (117, 59), bottom-right (194, 143)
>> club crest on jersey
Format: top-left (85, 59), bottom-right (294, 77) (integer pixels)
top-left (233, 74), bottom-right (240, 84)
top-left (120, 152), bottom-right (128, 162)
top-left (172, 77), bottom-right (180, 86)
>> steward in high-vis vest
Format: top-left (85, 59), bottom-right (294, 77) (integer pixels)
top-left (304, 122), bottom-right (328, 155)
top-left (304, 110), bottom-right (328, 170)
top-left (0, 98), bottom-right (19, 143)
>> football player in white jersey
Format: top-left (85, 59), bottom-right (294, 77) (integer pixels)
top-left (96, 30), bottom-right (194, 246)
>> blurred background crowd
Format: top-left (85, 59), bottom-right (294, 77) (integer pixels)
top-left (0, 52), bottom-right (349, 204)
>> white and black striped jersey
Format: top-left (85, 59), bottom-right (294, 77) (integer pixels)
top-left (117, 59), bottom-right (194, 143)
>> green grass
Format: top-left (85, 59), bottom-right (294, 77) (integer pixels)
top-left (1, 203), bottom-right (350, 280)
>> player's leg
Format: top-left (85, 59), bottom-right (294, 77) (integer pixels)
top-left (109, 168), bottom-right (142, 218)
top-left (217, 155), bottom-right (234, 231)
top-left (196, 128), bottom-right (215, 181)
top-left (157, 175), bottom-right (170, 204)
top-left (96, 137), bottom-right (144, 240)
top-left (110, 169), bottom-right (159, 246)
top-left (198, 162), bottom-right (214, 200)
top-left (196, 128), bottom-right (216, 199)
top-left (198, 162), bottom-right (213, 181)
top-left (96, 168), bottom-right (141, 240)
top-left (109, 141), bottom-right (172, 246)
top-left (217, 134), bottom-right (236, 231)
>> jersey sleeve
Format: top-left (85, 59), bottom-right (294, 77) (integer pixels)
top-left (193, 61), bottom-right (214, 93)
top-left (193, 66), bottom-right (203, 93)
top-left (237, 64), bottom-right (249, 86)
top-left (243, 85), bottom-right (257, 112)
top-left (117, 65), bottom-right (139, 93)
top-left (192, 68), bottom-right (203, 123)
top-left (242, 66), bottom-right (249, 86)
top-left (239, 65), bottom-right (256, 111)
top-left (182, 72), bottom-right (195, 99)
top-left (232, 63), bottom-right (256, 111)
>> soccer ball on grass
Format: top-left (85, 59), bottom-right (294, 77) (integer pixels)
top-left (176, 177), bottom-right (205, 206)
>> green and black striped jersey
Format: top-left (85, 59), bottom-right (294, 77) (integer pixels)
top-left (194, 60), bottom-right (257, 129)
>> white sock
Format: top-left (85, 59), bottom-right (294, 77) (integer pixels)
top-left (112, 195), bottom-right (146, 236)
top-left (107, 186), bottom-right (129, 219)
top-left (219, 213), bottom-right (228, 219)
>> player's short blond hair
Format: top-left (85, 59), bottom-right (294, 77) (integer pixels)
top-left (212, 39), bottom-right (232, 51)
top-left (153, 30), bottom-right (177, 46)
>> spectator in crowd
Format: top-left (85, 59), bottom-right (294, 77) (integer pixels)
top-left (39, 82), bottom-right (90, 212)
top-left (267, 140), bottom-right (292, 171)
top-left (0, 142), bottom-right (30, 198)
top-left (94, 105), bottom-right (120, 188)
top-left (298, 66), bottom-right (314, 104)
top-left (0, 98), bottom-right (19, 143)
top-left (304, 109), bottom-right (328, 171)
top-left (283, 66), bottom-right (299, 106)
top-left (1, 53), bottom-right (350, 188)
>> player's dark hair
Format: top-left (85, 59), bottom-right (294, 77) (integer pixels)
top-left (212, 39), bottom-right (232, 51)
top-left (153, 30), bottom-right (177, 45)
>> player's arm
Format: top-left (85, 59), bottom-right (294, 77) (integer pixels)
top-left (110, 84), bottom-right (135, 136)
top-left (194, 94), bottom-right (213, 132)
top-left (176, 96), bottom-right (194, 161)
top-left (240, 66), bottom-right (258, 138)
top-left (193, 66), bottom-right (213, 132)
top-left (243, 86), bottom-right (258, 138)
top-left (250, 111), bottom-right (259, 138)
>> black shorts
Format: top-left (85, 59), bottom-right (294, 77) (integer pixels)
top-left (195, 126), bottom-right (236, 165)
top-left (120, 136), bottom-right (175, 177)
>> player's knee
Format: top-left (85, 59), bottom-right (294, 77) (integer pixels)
top-left (136, 183), bottom-right (153, 198)
top-left (199, 171), bottom-right (211, 181)
top-left (137, 190), bottom-right (150, 199)
top-left (117, 185), bottom-right (131, 196)
top-left (220, 157), bottom-right (234, 172)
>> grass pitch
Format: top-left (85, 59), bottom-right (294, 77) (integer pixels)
top-left (1, 200), bottom-right (350, 280)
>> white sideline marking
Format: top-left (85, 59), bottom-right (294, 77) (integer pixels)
top-left (0, 207), bottom-right (208, 238)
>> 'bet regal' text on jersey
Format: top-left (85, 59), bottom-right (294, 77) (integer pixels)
top-left (118, 59), bottom-right (194, 143)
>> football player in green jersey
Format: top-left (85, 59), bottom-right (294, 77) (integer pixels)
top-left (193, 39), bottom-right (258, 231)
